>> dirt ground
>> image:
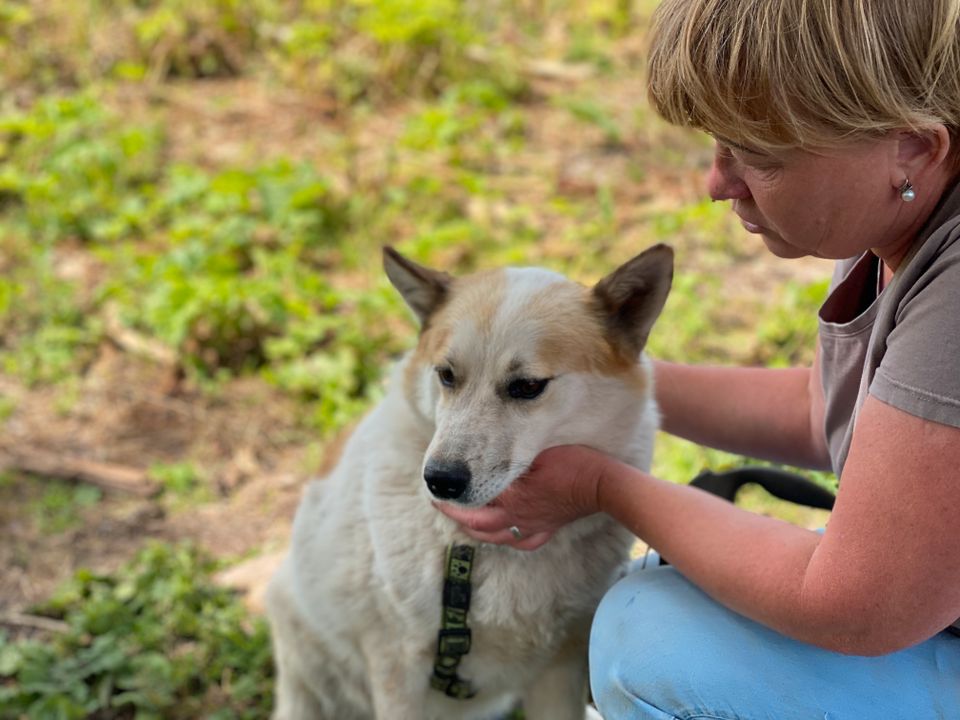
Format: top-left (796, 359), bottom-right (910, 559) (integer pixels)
top-left (0, 349), bottom-right (312, 614)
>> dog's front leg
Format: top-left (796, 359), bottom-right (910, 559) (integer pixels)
top-left (361, 636), bottom-right (428, 720)
top-left (271, 667), bottom-right (329, 720)
top-left (520, 633), bottom-right (593, 720)
top-left (266, 567), bottom-right (342, 720)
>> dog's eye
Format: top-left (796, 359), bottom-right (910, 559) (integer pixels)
top-left (436, 367), bottom-right (456, 388)
top-left (507, 378), bottom-right (550, 400)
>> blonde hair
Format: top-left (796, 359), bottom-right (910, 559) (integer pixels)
top-left (647, 0), bottom-right (960, 152)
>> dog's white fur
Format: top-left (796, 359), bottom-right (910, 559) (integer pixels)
top-left (266, 245), bottom-right (673, 720)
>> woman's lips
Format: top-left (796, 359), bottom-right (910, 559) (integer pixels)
top-left (739, 217), bottom-right (764, 234)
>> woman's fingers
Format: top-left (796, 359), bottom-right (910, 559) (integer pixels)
top-left (516, 531), bottom-right (553, 551)
top-left (433, 501), bottom-right (554, 550)
top-left (433, 501), bottom-right (510, 533)
top-left (452, 526), bottom-right (555, 551)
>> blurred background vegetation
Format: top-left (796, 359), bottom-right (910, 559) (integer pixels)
top-left (0, 1), bottom-right (834, 717)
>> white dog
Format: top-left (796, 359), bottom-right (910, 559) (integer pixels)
top-left (266, 244), bottom-right (673, 720)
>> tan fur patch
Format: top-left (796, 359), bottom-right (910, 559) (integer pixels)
top-left (403, 321), bottom-right (448, 406)
top-left (412, 270), bottom-right (507, 361)
top-left (523, 282), bottom-right (649, 394)
top-left (446, 269), bottom-right (510, 337)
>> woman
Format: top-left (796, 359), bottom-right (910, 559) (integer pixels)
top-left (438, 0), bottom-right (960, 717)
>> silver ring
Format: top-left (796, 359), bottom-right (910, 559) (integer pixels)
top-left (509, 526), bottom-right (523, 540)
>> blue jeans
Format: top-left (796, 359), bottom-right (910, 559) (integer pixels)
top-left (589, 561), bottom-right (960, 719)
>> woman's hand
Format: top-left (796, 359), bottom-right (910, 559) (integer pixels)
top-left (433, 445), bottom-right (615, 551)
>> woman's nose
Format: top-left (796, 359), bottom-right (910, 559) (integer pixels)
top-left (707, 149), bottom-right (751, 201)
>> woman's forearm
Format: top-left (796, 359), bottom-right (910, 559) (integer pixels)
top-left (594, 462), bottom-right (871, 652)
top-left (654, 361), bottom-right (831, 469)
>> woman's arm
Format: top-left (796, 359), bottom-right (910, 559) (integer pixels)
top-left (654, 354), bottom-right (831, 470)
top-left (598, 394), bottom-right (960, 654)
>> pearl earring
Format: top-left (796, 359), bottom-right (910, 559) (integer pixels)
top-left (900, 179), bottom-right (916, 202)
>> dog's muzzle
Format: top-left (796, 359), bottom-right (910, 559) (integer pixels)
top-left (424, 459), bottom-right (471, 500)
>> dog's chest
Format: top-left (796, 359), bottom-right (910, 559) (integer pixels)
top-left (378, 531), bottom-right (627, 659)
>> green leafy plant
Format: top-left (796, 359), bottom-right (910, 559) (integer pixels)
top-left (148, 462), bottom-right (214, 506)
top-left (755, 279), bottom-right (830, 367)
top-left (98, 160), bottom-right (350, 372)
top-left (29, 481), bottom-right (102, 534)
top-left (0, 94), bottom-right (402, 427)
top-left (0, 92), bottom-right (164, 244)
top-left (0, 543), bottom-right (274, 720)
top-left (0, 395), bottom-right (15, 422)
top-left (557, 96), bottom-right (624, 147)
top-left (266, 0), bottom-right (486, 103)
top-left (0, 250), bottom-right (101, 386)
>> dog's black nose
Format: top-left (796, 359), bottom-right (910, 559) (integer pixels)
top-left (424, 460), bottom-right (471, 500)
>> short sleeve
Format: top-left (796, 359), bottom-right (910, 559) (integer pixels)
top-left (870, 242), bottom-right (960, 429)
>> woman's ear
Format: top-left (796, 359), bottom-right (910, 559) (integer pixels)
top-left (894, 125), bottom-right (952, 182)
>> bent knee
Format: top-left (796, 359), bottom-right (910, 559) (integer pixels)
top-left (589, 567), bottom-right (784, 719)
top-left (590, 566), bottom-right (725, 671)
top-left (590, 569), bottom-right (702, 714)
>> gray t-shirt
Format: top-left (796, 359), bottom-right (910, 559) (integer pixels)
top-left (819, 182), bottom-right (960, 475)
top-left (819, 184), bottom-right (960, 635)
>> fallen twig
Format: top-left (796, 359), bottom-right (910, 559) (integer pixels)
top-left (103, 303), bottom-right (178, 367)
top-left (465, 45), bottom-right (595, 82)
top-left (0, 611), bottom-right (70, 635)
top-left (0, 441), bottom-right (161, 498)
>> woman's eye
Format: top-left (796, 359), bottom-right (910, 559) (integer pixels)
top-left (733, 147), bottom-right (779, 169)
top-left (437, 367), bottom-right (456, 388)
top-left (507, 378), bottom-right (550, 400)
top-left (716, 138), bottom-right (777, 169)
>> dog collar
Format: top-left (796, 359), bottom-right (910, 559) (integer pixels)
top-left (430, 543), bottom-right (477, 699)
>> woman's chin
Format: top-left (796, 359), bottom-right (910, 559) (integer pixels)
top-left (760, 233), bottom-right (810, 259)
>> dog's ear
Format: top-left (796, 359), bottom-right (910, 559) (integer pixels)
top-left (591, 244), bottom-right (673, 357)
top-left (383, 247), bottom-right (452, 326)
